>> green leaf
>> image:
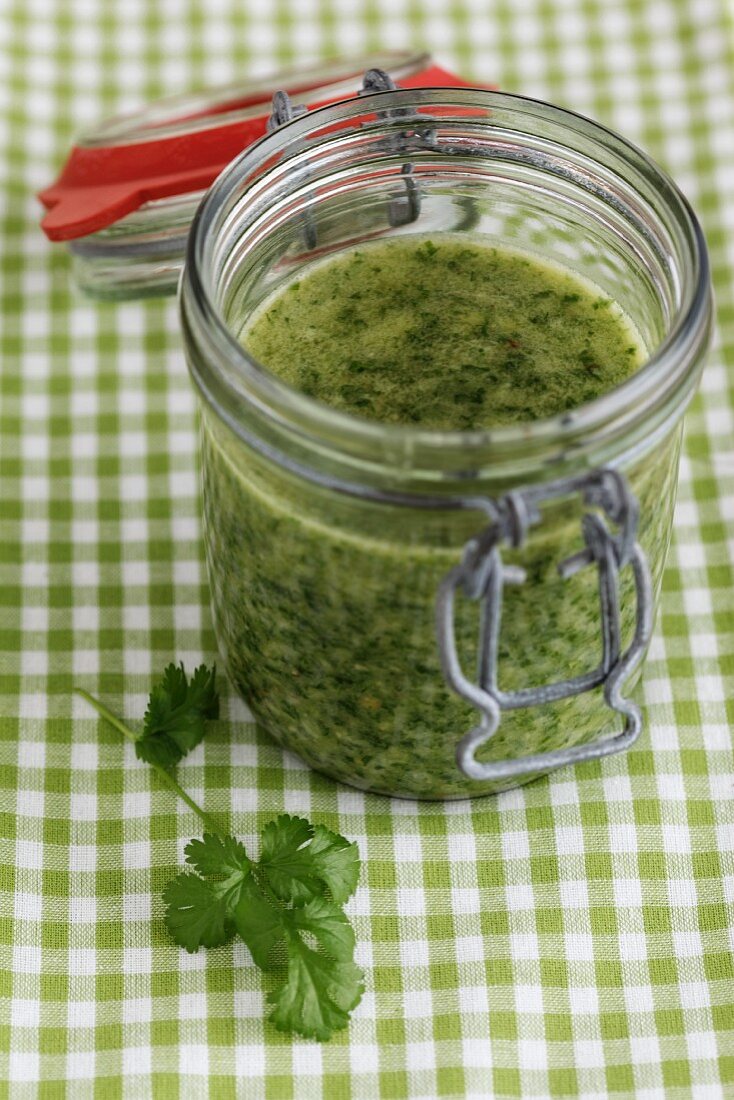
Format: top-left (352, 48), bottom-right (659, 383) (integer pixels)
top-left (259, 815), bottom-right (318, 903)
top-left (269, 935), bottom-right (365, 1041)
top-left (183, 832), bottom-right (254, 911)
top-left (164, 826), bottom-right (365, 1035)
top-left (164, 833), bottom-right (255, 951)
top-left (259, 815), bottom-right (361, 905)
top-left (233, 880), bottom-right (287, 970)
top-left (185, 833), bottom-right (250, 878)
top-left (308, 826), bottom-right (361, 905)
top-left (135, 663), bottom-right (219, 768)
top-left (185, 664), bottom-right (220, 715)
top-left (133, 730), bottom-right (183, 770)
top-left (259, 815), bottom-right (313, 867)
top-left (290, 896), bottom-right (356, 962)
top-left (163, 873), bottom-right (234, 952)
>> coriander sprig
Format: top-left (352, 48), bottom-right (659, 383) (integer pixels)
top-left (74, 673), bottom-right (221, 835)
top-left (75, 664), bottom-right (364, 1040)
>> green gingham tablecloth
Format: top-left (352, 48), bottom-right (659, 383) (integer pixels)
top-left (1, 0), bottom-right (733, 1096)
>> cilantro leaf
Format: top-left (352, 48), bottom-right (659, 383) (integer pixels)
top-left (233, 880), bottom-right (287, 970)
top-left (269, 935), bottom-right (365, 1041)
top-left (135, 663), bottom-right (219, 769)
top-left (248, 827), bottom-right (365, 1039)
top-left (185, 664), bottom-right (221, 714)
top-left (308, 825), bottom-right (361, 905)
top-left (259, 815), bottom-right (360, 905)
top-left (259, 815), bottom-right (319, 903)
top-left (237, 893), bottom-right (363, 1040)
top-left (162, 873), bottom-right (234, 952)
top-left (290, 895), bottom-right (356, 961)
top-left (163, 822), bottom-right (364, 1039)
top-left (181, 832), bottom-right (252, 910)
top-left (164, 833), bottom-right (253, 951)
top-left (185, 833), bottom-right (250, 878)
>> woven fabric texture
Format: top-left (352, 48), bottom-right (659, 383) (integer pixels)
top-left (0, 0), bottom-right (733, 1096)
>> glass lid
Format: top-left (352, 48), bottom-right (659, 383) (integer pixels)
top-left (37, 51), bottom-right (475, 300)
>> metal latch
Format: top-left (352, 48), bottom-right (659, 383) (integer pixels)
top-left (358, 68), bottom-right (438, 227)
top-left (268, 67), bottom-right (442, 243)
top-left (436, 469), bottom-right (653, 782)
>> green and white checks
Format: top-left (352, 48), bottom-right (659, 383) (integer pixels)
top-left (1, 0), bottom-right (733, 1095)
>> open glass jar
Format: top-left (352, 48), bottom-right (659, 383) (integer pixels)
top-left (180, 87), bottom-right (711, 799)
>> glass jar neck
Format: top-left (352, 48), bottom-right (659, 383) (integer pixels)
top-left (182, 89), bottom-right (711, 499)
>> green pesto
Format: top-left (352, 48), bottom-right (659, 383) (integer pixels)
top-left (201, 239), bottom-right (676, 799)
top-left (241, 237), bottom-right (643, 429)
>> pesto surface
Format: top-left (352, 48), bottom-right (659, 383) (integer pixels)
top-left (242, 237), bottom-right (643, 429)
top-left (201, 238), bottom-right (676, 799)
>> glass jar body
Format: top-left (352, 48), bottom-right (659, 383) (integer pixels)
top-left (198, 404), bottom-right (681, 798)
top-left (181, 89), bottom-right (711, 799)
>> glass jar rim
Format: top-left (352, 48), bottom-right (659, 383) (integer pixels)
top-left (182, 87), bottom-right (711, 484)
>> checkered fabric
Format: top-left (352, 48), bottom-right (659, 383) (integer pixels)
top-left (1, 0), bottom-right (733, 1096)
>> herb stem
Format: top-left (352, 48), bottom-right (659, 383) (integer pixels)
top-left (74, 687), bottom-right (222, 836)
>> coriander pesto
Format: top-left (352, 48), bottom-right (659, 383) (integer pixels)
top-left (241, 238), bottom-right (644, 429)
top-left (199, 236), bottom-right (679, 798)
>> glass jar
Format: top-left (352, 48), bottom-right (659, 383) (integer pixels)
top-left (180, 88), bottom-right (711, 799)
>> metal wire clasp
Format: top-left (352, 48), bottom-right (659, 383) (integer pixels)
top-left (358, 68), bottom-right (436, 226)
top-left (266, 92), bottom-right (317, 249)
top-left (436, 469), bottom-right (654, 783)
top-left (267, 68), bottom-right (436, 244)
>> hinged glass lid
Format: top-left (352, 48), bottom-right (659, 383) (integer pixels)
top-left (37, 51), bottom-right (477, 299)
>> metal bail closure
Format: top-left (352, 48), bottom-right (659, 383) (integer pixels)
top-left (357, 68), bottom-right (428, 227)
top-left (266, 92), bottom-right (317, 250)
top-left (436, 469), bottom-right (654, 783)
top-left (266, 66), bottom-right (440, 248)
